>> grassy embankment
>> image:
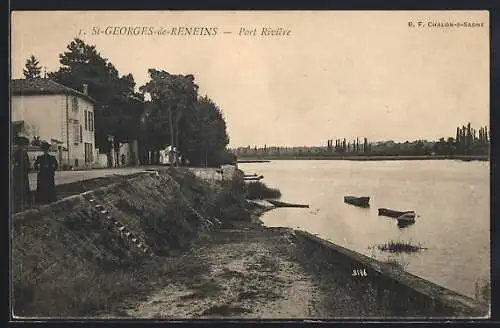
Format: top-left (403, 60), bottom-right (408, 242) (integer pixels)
top-left (12, 168), bottom-right (276, 317)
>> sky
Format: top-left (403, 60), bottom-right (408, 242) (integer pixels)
top-left (11, 11), bottom-right (489, 147)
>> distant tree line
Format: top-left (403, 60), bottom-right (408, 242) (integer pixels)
top-left (233, 123), bottom-right (489, 158)
top-left (454, 123), bottom-right (489, 155)
top-left (23, 38), bottom-right (234, 167)
top-left (327, 137), bottom-right (372, 153)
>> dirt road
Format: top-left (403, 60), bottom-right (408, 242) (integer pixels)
top-left (98, 227), bottom-right (322, 319)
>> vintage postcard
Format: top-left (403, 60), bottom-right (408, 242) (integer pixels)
top-left (10, 10), bottom-right (490, 320)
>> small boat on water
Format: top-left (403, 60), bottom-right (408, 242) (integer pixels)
top-left (344, 196), bottom-right (370, 208)
top-left (397, 220), bottom-right (414, 228)
top-left (244, 175), bottom-right (264, 181)
top-left (378, 208), bottom-right (416, 218)
top-left (266, 199), bottom-right (310, 208)
top-left (396, 212), bottom-right (416, 228)
top-left (397, 212), bottom-right (416, 223)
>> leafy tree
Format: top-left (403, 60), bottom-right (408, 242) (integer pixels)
top-left (181, 96), bottom-right (230, 166)
top-left (139, 69), bottom-right (199, 164)
top-left (446, 137), bottom-right (456, 155)
top-left (23, 55), bottom-right (42, 79)
top-left (48, 38), bottom-right (144, 154)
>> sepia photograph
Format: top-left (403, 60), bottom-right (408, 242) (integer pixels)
top-left (10, 10), bottom-right (490, 320)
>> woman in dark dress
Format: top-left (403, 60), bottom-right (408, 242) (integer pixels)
top-left (12, 136), bottom-right (32, 210)
top-left (34, 142), bottom-right (58, 203)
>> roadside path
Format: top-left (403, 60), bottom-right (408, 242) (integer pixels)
top-left (27, 166), bottom-right (226, 191)
top-left (28, 167), bottom-right (147, 191)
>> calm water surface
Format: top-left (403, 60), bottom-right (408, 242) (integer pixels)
top-left (239, 160), bottom-right (490, 299)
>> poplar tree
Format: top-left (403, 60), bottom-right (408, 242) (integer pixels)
top-left (23, 55), bottom-right (42, 79)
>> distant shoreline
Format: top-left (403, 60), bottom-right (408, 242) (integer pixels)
top-left (236, 155), bottom-right (489, 162)
top-left (237, 160), bottom-right (271, 163)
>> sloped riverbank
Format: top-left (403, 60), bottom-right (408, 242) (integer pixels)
top-left (12, 167), bottom-right (245, 317)
top-left (11, 167), bottom-right (489, 319)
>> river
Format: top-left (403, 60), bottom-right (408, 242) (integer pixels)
top-left (238, 160), bottom-right (490, 300)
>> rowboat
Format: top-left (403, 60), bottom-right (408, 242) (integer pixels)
top-left (344, 196), bottom-right (370, 208)
top-left (396, 212), bottom-right (416, 228)
top-left (378, 208), bottom-right (416, 218)
top-left (397, 220), bottom-right (414, 228)
top-left (397, 212), bottom-right (416, 222)
top-left (266, 199), bottom-right (310, 208)
top-left (244, 175), bottom-right (264, 181)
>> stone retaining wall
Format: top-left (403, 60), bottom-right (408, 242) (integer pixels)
top-left (293, 230), bottom-right (489, 318)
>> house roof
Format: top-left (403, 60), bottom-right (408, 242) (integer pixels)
top-left (11, 78), bottom-right (97, 104)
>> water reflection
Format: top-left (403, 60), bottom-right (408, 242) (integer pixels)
top-left (397, 220), bottom-right (415, 229)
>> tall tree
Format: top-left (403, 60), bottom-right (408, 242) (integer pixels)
top-left (48, 38), bottom-right (144, 154)
top-left (139, 69), bottom-right (199, 164)
top-left (466, 122), bottom-right (472, 154)
top-left (181, 96), bottom-right (229, 166)
top-left (23, 55), bottom-right (42, 79)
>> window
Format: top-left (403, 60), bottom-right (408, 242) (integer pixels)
top-left (80, 125), bottom-right (83, 143)
top-left (72, 96), bottom-right (79, 112)
top-left (84, 111), bottom-right (88, 130)
top-left (90, 111), bottom-right (94, 132)
top-left (73, 121), bottom-right (79, 145)
top-left (84, 143), bottom-right (93, 163)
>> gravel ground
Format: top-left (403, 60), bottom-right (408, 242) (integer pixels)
top-left (96, 226), bottom-right (323, 319)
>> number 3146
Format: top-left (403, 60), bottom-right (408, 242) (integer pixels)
top-left (352, 269), bottom-right (367, 277)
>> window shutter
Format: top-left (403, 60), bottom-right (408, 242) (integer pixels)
top-left (73, 121), bottom-right (79, 145)
top-left (72, 97), bottom-right (79, 112)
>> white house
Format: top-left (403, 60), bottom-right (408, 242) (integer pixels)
top-left (11, 78), bottom-right (101, 169)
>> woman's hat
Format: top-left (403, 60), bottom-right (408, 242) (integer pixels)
top-left (40, 141), bottom-right (51, 151)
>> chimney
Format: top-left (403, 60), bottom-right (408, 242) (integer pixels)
top-left (82, 84), bottom-right (88, 95)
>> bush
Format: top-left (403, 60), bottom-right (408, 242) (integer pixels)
top-left (377, 240), bottom-right (426, 253)
top-left (207, 178), bottom-right (250, 223)
top-left (245, 181), bottom-right (282, 200)
top-left (184, 149), bottom-right (236, 168)
top-left (213, 149), bottom-right (237, 166)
